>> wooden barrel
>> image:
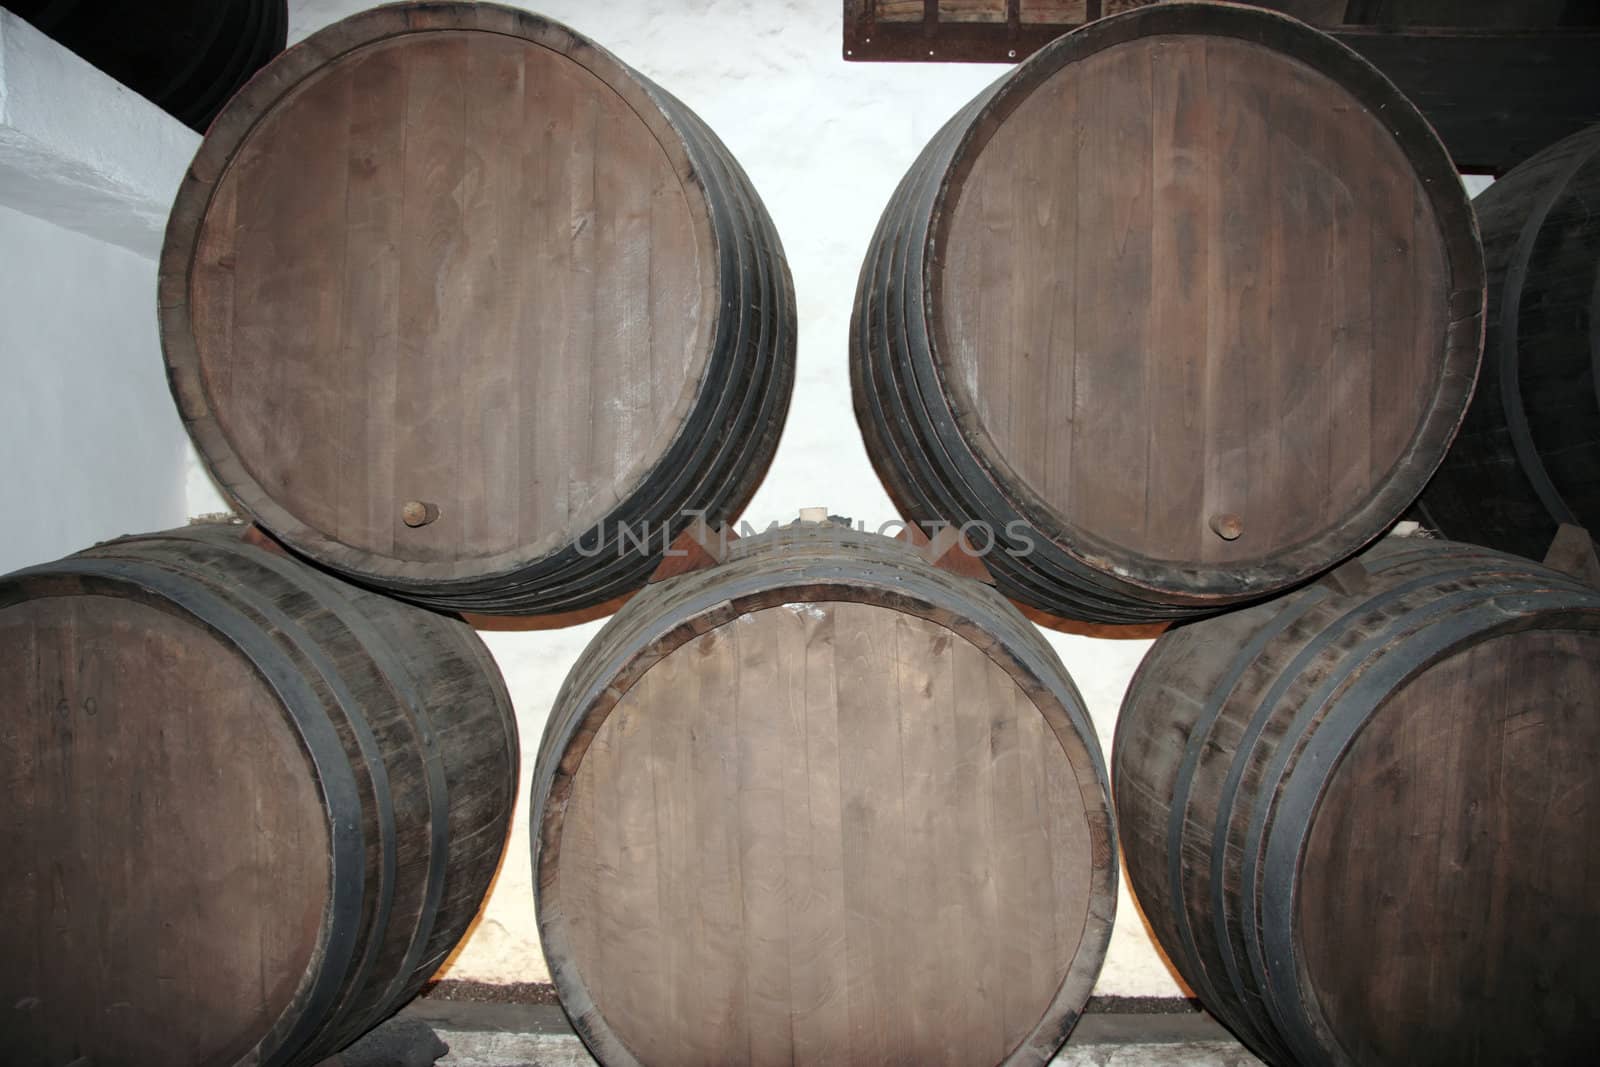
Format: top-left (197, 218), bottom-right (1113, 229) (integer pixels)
top-left (11, 0), bottom-right (288, 132)
top-left (159, 2), bottom-right (795, 616)
top-left (1415, 124), bottom-right (1600, 560)
top-left (0, 524), bottom-right (519, 1067)
top-left (532, 524), bottom-right (1116, 1067)
top-left (1113, 536), bottom-right (1600, 1067)
top-left (852, 1), bottom-right (1484, 625)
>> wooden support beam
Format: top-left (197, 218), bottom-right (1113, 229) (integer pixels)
top-left (894, 521), bottom-right (998, 584)
top-left (843, 1), bottom-right (1600, 174)
top-left (464, 522), bottom-right (739, 632)
top-left (1544, 523), bottom-right (1600, 589)
top-left (647, 520), bottom-right (740, 583)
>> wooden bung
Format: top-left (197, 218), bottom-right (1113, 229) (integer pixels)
top-left (852, 1), bottom-right (1484, 624)
top-left (159, 1), bottom-right (794, 616)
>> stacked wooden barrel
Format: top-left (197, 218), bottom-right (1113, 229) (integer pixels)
top-left (1114, 537), bottom-right (1600, 1066)
top-left (0, 524), bottom-right (519, 1067)
top-left (842, 4), bottom-right (1598, 1066)
top-left (852, 1), bottom-right (1484, 624)
top-left (532, 524), bottom-right (1117, 1067)
top-left (6, 3), bottom-right (800, 1065)
top-left (1416, 123), bottom-right (1600, 560)
top-left (160, 2), bottom-right (795, 615)
top-left (14, 1), bottom-right (1600, 1065)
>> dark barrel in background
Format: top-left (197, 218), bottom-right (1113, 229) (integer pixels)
top-left (1114, 535), bottom-right (1600, 1067)
top-left (852, 1), bottom-right (1484, 625)
top-left (8, 0), bottom-right (288, 132)
top-left (532, 524), bottom-right (1116, 1067)
top-left (0, 524), bottom-right (519, 1067)
top-left (160, 2), bottom-right (795, 616)
top-left (1416, 123), bottom-right (1600, 560)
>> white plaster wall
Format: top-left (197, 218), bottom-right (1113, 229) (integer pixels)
top-left (0, 10), bottom-right (196, 258)
top-left (284, 0), bottom-right (1186, 996)
top-left (0, 11), bottom-right (203, 573)
top-left (0, 203), bottom-right (194, 573)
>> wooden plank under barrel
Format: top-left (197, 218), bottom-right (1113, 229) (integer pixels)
top-left (532, 524), bottom-right (1117, 1067)
top-left (851, 1), bottom-right (1484, 624)
top-left (159, 2), bottom-right (795, 616)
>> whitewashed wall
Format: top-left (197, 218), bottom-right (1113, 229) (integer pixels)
top-left (0, 12), bottom-right (199, 575)
top-left (0, 205), bottom-right (187, 573)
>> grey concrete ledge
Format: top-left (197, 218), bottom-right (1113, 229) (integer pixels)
top-left (398, 999), bottom-right (1265, 1067)
top-left (0, 10), bottom-right (198, 258)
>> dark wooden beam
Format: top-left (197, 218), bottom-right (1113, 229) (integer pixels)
top-left (843, 1), bottom-right (1600, 174)
top-left (1330, 28), bottom-right (1600, 173)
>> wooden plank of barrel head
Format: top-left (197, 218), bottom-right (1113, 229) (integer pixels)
top-left (0, 525), bottom-right (519, 1067)
top-left (532, 525), bottom-right (1116, 1066)
top-left (1113, 536), bottom-right (1600, 1067)
top-left (1415, 123), bottom-right (1600, 560)
top-left (851, 1), bottom-right (1484, 625)
top-left (159, 2), bottom-right (795, 616)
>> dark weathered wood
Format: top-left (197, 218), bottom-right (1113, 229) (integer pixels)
top-left (11, 0), bottom-right (288, 131)
top-left (894, 519), bottom-right (998, 583)
top-left (1113, 535), bottom-right (1600, 1066)
top-left (1416, 124), bottom-right (1600, 559)
top-left (843, 1), bottom-right (1600, 174)
top-left (160, 2), bottom-right (795, 616)
top-left (532, 525), bottom-right (1117, 1067)
top-left (312, 1017), bottom-right (447, 1067)
top-left (1328, 27), bottom-right (1600, 175)
top-left (0, 524), bottom-right (519, 1067)
top-left (844, 1), bottom-right (1600, 42)
top-left (1544, 523), bottom-right (1600, 588)
top-left (1338, 0), bottom-right (1583, 25)
top-left (1014, 603), bottom-right (1170, 640)
top-left (851, 1), bottom-right (1483, 624)
top-left (645, 519), bottom-right (740, 582)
